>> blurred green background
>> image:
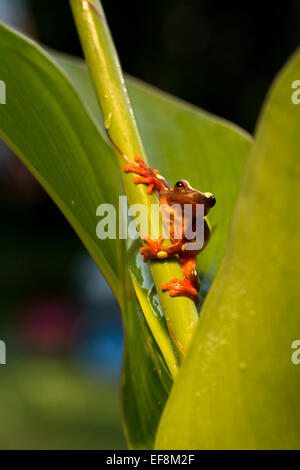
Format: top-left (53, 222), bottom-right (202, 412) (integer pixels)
top-left (0, 0), bottom-right (299, 450)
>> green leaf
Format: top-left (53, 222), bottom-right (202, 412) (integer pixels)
top-left (0, 22), bottom-right (120, 301)
top-left (121, 273), bottom-right (173, 449)
top-left (116, 237), bottom-right (175, 450)
top-left (69, 0), bottom-right (200, 357)
top-left (127, 241), bottom-right (179, 378)
top-left (155, 49), bottom-right (300, 449)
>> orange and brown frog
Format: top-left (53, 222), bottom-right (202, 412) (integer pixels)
top-left (122, 154), bottom-right (216, 305)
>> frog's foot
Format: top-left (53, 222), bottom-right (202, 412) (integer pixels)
top-left (140, 236), bottom-right (184, 261)
top-left (161, 278), bottom-right (200, 304)
top-left (124, 156), bottom-right (170, 194)
top-left (140, 236), bottom-right (166, 261)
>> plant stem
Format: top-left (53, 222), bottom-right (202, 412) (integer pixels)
top-left (70, 0), bottom-right (198, 361)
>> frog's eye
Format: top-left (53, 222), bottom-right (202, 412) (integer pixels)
top-left (175, 181), bottom-right (185, 188)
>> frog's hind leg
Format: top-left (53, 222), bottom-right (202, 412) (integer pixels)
top-left (161, 255), bottom-right (200, 305)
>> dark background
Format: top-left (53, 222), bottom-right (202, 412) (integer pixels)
top-left (0, 0), bottom-right (299, 449)
top-left (30, 0), bottom-right (300, 133)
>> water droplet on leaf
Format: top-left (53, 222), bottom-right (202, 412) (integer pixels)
top-left (105, 112), bottom-right (112, 129)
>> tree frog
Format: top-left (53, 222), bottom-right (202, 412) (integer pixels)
top-left (122, 153), bottom-right (216, 305)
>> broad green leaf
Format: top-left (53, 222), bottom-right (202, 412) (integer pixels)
top-left (0, 22), bottom-right (120, 301)
top-left (121, 275), bottom-right (173, 450)
top-left (156, 49), bottom-right (300, 450)
top-left (117, 237), bottom-right (174, 450)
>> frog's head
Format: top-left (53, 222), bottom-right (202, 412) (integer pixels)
top-left (170, 180), bottom-right (216, 216)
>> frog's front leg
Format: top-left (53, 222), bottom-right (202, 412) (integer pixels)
top-left (124, 156), bottom-right (170, 194)
top-left (140, 236), bottom-right (186, 262)
top-left (161, 255), bottom-right (200, 304)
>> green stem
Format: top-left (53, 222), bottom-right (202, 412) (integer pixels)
top-left (70, 0), bottom-right (198, 360)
